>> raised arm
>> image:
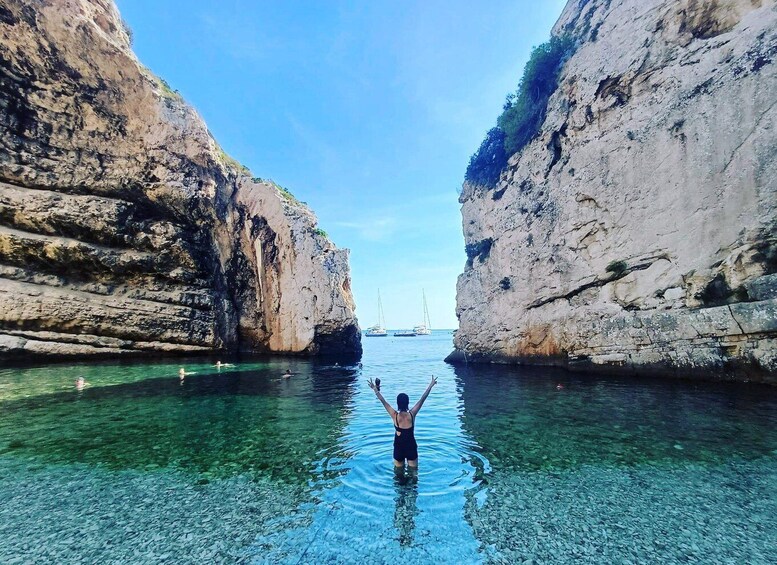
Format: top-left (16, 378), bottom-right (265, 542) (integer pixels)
top-left (410, 375), bottom-right (438, 416)
top-left (368, 378), bottom-right (396, 418)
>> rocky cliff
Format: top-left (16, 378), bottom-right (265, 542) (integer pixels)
top-left (0, 0), bottom-right (361, 359)
top-left (451, 0), bottom-right (776, 381)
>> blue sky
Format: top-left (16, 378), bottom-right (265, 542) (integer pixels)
top-left (117, 0), bottom-right (568, 329)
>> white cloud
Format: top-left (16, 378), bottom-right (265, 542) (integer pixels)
top-left (334, 217), bottom-right (398, 242)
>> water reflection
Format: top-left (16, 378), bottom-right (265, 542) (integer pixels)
top-left (0, 359), bottom-right (359, 483)
top-left (454, 363), bottom-right (777, 564)
top-left (245, 334), bottom-right (485, 562)
top-left (393, 468), bottom-right (419, 547)
top-left (454, 364), bottom-right (777, 470)
top-left (4, 334), bottom-right (774, 563)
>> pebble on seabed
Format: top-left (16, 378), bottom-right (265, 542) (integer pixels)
top-left (0, 459), bottom-right (309, 564)
top-left (464, 459), bottom-right (777, 564)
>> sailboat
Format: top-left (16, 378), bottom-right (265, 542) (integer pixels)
top-left (413, 290), bottom-right (432, 335)
top-left (365, 290), bottom-right (388, 337)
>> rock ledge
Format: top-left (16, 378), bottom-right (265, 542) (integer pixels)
top-left (451, 0), bottom-right (776, 382)
top-left (0, 0), bottom-right (361, 360)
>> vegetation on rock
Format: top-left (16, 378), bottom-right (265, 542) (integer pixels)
top-left (465, 35), bottom-right (575, 189)
top-left (120, 16), bottom-right (133, 46)
top-left (157, 77), bottom-right (182, 100)
top-left (465, 238), bottom-right (494, 267)
top-left (606, 260), bottom-right (628, 276)
top-left (465, 127), bottom-right (507, 188)
top-left (274, 182), bottom-right (300, 204)
top-left (215, 146), bottom-right (250, 175)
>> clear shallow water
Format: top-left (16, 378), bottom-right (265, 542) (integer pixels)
top-left (0, 332), bottom-right (775, 563)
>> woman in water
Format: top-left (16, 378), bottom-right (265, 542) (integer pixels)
top-left (367, 375), bottom-right (438, 468)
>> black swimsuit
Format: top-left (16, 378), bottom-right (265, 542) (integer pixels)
top-left (393, 411), bottom-right (418, 462)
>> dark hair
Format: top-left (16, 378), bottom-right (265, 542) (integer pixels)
top-left (396, 393), bottom-right (409, 412)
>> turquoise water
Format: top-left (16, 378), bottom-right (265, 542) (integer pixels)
top-left (1, 332), bottom-right (775, 563)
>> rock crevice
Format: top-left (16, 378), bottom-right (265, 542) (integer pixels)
top-left (451, 0), bottom-right (776, 381)
top-left (0, 0), bottom-right (361, 360)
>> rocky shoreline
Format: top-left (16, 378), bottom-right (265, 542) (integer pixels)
top-left (447, 295), bottom-right (777, 383)
top-left (0, 1), bottom-right (361, 361)
top-left (451, 0), bottom-right (777, 381)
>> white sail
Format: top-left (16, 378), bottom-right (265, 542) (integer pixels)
top-left (366, 290), bottom-right (388, 336)
top-left (414, 290), bottom-right (432, 335)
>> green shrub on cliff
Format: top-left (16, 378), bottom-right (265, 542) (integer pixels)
top-left (606, 260), bottom-right (628, 276)
top-left (158, 77), bottom-right (181, 99)
top-left (465, 127), bottom-right (507, 188)
top-left (499, 35), bottom-right (575, 156)
top-left (120, 17), bottom-right (134, 46)
top-left (465, 35), bottom-right (575, 189)
top-left (272, 182), bottom-right (301, 205)
top-left (216, 146), bottom-right (250, 174)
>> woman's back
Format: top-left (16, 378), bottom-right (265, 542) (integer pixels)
top-left (393, 411), bottom-right (417, 464)
top-left (394, 411), bottom-right (414, 429)
top-left (367, 375), bottom-right (437, 467)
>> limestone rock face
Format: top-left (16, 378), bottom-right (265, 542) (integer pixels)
top-left (451, 0), bottom-right (776, 381)
top-left (0, 0), bottom-right (361, 359)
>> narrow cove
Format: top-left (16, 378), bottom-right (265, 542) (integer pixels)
top-left (1, 333), bottom-right (775, 563)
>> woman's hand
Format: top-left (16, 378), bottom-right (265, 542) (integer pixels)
top-left (367, 378), bottom-right (379, 393)
top-left (429, 375), bottom-right (438, 388)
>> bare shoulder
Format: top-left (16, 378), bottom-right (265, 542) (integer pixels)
top-left (397, 411), bottom-right (414, 426)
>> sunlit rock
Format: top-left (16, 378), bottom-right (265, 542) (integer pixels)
top-left (451, 0), bottom-right (776, 381)
top-left (0, 0), bottom-right (361, 359)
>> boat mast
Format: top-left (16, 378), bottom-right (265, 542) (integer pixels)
top-left (378, 289), bottom-right (386, 329)
top-left (423, 289), bottom-right (431, 329)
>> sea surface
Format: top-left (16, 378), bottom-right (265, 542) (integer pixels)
top-left (1, 331), bottom-right (775, 564)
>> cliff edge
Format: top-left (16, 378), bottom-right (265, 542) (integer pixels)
top-left (450, 0), bottom-right (776, 381)
top-left (0, 0), bottom-right (361, 359)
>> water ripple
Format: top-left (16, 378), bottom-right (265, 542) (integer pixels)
top-left (3, 332), bottom-right (776, 564)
